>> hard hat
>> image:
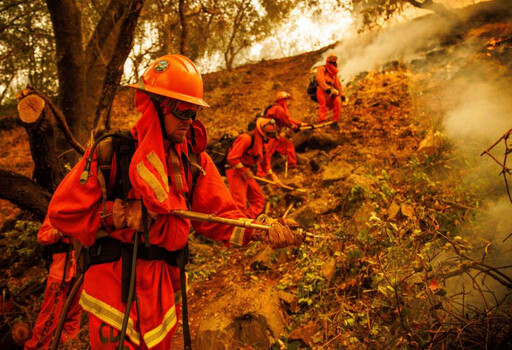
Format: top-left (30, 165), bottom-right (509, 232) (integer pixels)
top-left (326, 53), bottom-right (338, 63)
top-left (128, 54), bottom-right (209, 108)
top-left (275, 91), bottom-right (291, 102)
top-left (256, 118), bottom-right (277, 139)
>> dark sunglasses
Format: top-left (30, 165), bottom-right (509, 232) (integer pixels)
top-left (171, 107), bottom-right (198, 121)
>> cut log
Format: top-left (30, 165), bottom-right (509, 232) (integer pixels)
top-left (17, 94), bottom-right (45, 124)
top-left (17, 89), bottom-right (67, 192)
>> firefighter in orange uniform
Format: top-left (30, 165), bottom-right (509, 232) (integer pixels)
top-left (47, 54), bottom-right (302, 349)
top-left (24, 215), bottom-right (82, 350)
top-left (226, 118), bottom-right (278, 219)
top-left (261, 91), bottom-right (303, 174)
top-left (316, 53), bottom-right (343, 123)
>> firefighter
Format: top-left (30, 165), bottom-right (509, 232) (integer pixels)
top-left (260, 91), bottom-right (303, 175)
top-left (226, 118), bottom-right (278, 218)
top-left (24, 216), bottom-right (82, 350)
top-left (316, 53), bottom-right (343, 124)
top-left (47, 54), bottom-right (302, 349)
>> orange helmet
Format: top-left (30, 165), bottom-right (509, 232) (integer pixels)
top-left (326, 53), bottom-right (338, 63)
top-left (275, 91), bottom-right (291, 102)
top-left (128, 54), bottom-right (209, 108)
top-left (256, 118), bottom-right (277, 139)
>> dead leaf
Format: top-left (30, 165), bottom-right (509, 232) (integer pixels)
top-left (401, 203), bottom-right (414, 218)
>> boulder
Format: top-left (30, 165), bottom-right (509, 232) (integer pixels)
top-left (321, 158), bottom-right (354, 184)
top-left (195, 284), bottom-right (285, 349)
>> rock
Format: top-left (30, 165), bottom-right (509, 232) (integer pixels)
top-left (288, 321), bottom-right (320, 347)
top-left (250, 245), bottom-right (274, 270)
top-left (321, 158), bottom-right (354, 184)
top-left (289, 204), bottom-right (316, 229)
top-left (417, 129), bottom-right (443, 161)
top-left (294, 130), bottom-right (344, 152)
top-left (195, 284), bottom-right (285, 349)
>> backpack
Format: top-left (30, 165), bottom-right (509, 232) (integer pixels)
top-left (307, 75), bottom-right (319, 102)
top-left (248, 104), bottom-right (274, 131)
top-left (207, 132), bottom-right (254, 176)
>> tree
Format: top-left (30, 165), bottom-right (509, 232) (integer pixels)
top-left (0, 0), bottom-right (144, 218)
top-left (348, 0), bottom-right (459, 30)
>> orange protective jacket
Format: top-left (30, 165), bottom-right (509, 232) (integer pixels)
top-left (265, 100), bottom-right (301, 130)
top-left (48, 91), bottom-right (253, 348)
top-left (315, 64), bottom-right (342, 93)
top-left (226, 130), bottom-right (268, 174)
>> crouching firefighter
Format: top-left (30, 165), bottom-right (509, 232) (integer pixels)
top-left (226, 118), bottom-right (279, 219)
top-left (47, 54), bottom-right (303, 350)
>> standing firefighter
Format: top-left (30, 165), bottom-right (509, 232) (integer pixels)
top-left (47, 54), bottom-right (302, 349)
top-left (24, 216), bottom-right (82, 350)
top-left (226, 118), bottom-right (278, 219)
top-left (316, 53), bottom-right (343, 124)
top-left (260, 91), bottom-right (303, 174)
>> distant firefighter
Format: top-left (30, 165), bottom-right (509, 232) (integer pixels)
top-left (226, 118), bottom-right (278, 218)
top-left (259, 91), bottom-right (303, 175)
top-left (315, 53), bottom-right (343, 124)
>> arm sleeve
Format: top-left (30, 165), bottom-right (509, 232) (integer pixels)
top-left (191, 152), bottom-right (253, 247)
top-left (316, 66), bottom-right (329, 91)
top-left (48, 149), bottom-right (103, 247)
top-left (334, 76), bottom-right (343, 92)
top-left (37, 214), bottom-right (61, 245)
top-left (226, 134), bottom-right (252, 169)
top-left (273, 106), bottom-right (296, 128)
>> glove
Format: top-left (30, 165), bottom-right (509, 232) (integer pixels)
top-left (331, 88), bottom-right (339, 96)
top-left (112, 199), bottom-right (143, 231)
top-left (341, 95), bottom-right (346, 103)
top-left (325, 88), bottom-right (331, 95)
top-left (252, 214), bottom-right (304, 249)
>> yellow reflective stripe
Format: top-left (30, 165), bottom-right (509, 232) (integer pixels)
top-left (230, 226), bottom-right (245, 246)
top-left (229, 219), bottom-right (253, 246)
top-left (79, 290), bottom-right (140, 346)
top-left (169, 148), bottom-right (184, 191)
top-left (136, 161), bottom-right (168, 202)
top-left (146, 151), bottom-right (169, 192)
top-left (143, 305), bottom-right (177, 348)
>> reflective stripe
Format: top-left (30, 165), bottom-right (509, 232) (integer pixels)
top-left (229, 219), bottom-right (253, 246)
top-left (80, 290), bottom-right (141, 346)
top-left (169, 148), bottom-right (184, 191)
top-left (229, 226), bottom-right (245, 246)
top-left (136, 161), bottom-right (168, 202)
top-left (137, 77), bottom-right (145, 90)
top-left (146, 151), bottom-right (169, 192)
top-left (143, 304), bottom-right (177, 348)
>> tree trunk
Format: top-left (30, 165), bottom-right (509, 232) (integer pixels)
top-left (45, 0), bottom-right (86, 144)
top-left (0, 169), bottom-right (52, 220)
top-left (93, 0), bottom-right (144, 134)
top-left (17, 91), bottom-right (65, 192)
top-left (178, 0), bottom-right (188, 55)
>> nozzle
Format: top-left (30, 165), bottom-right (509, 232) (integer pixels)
top-left (80, 170), bottom-right (89, 185)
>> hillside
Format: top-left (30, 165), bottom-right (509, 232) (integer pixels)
top-left (1, 1), bottom-right (512, 349)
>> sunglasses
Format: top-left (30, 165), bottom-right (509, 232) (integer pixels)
top-left (171, 107), bottom-right (198, 121)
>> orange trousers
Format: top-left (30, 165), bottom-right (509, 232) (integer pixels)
top-left (226, 168), bottom-right (265, 219)
top-left (316, 88), bottom-right (341, 123)
top-left (24, 277), bottom-right (82, 350)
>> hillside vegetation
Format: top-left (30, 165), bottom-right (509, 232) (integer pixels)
top-left (1, 1), bottom-right (511, 349)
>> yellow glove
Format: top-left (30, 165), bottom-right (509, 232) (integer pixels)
top-left (252, 214), bottom-right (304, 249)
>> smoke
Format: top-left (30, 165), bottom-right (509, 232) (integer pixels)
top-left (321, 14), bottom-right (455, 81)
